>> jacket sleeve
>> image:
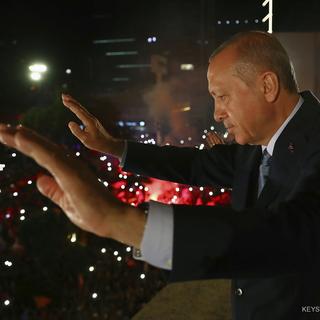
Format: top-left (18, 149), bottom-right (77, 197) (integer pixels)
top-left (170, 149), bottom-right (320, 282)
top-left (123, 141), bottom-right (238, 188)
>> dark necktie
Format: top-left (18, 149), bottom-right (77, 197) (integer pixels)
top-left (258, 149), bottom-right (272, 196)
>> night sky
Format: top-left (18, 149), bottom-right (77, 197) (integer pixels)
top-left (0, 0), bottom-right (319, 114)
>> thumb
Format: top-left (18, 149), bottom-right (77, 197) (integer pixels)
top-left (37, 175), bottom-right (64, 207)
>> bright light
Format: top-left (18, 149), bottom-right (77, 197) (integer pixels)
top-left (30, 72), bottom-right (42, 81)
top-left (101, 248), bottom-right (106, 253)
top-left (200, 187), bottom-right (204, 191)
top-left (100, 156), bottom-right (107, 161)
top-left (11, 153), bottom-right (16, 157)
top-left (4, 260), bottom-right (12, 267)
top-left (210, 126), bottom-right (215, 130)
top-left (103, 181), bottom-right (108, 187)
top-left (13, 192), bottom-right (18, 197)
top-left (92, 293), bottom-right (98, 299)
top-left (20, 209), bottom-right (25, 214)
top-left (139, 121), bottom-right (145, 126)
top-left (94, 38), bottom-right (136, 44)
top-left (75, 152), bottom-right (80, 157)
top-left (147, 36), bottom-right (157, 43)
top-left (221, 188), bottom-right (225, 193)
top-left (20, 216), bottom-right (25, 221)
top-left (199, 144), bottom-right (205, 150)
top-left (27, 180), bottom-right (32, 185)
top-left (29, 64), bottom-right (47, 72)
top-left (180, 64), bottom-right (194, 71)
top-left (189, 187), bottom-right (193, 191)
top-left (70, 233), bottom-right (77, 243)
top-left (180, 140), bottom-right (184, 144)
top-left (4, 299), bottom-right (10, 306)
top-left (106, 51), bottom-right (138, 56)
top-left (262, 0), bottom-right (273, 33)
top-left (113, 250), bottom-right (119, 256)
top-left (89, 266), bottom-right (95, 272)
top-left (66, 68), bottom-right (72, 74)
top-left (209, 191), bottom-right (213, 196)
top-left (140, 273), bottom-right (146, 279)
top-left (0, 164), bottom-right (5, 171)
top-left (43, 206), bottom-right (48, 212)
top-left (126, 247), bottom-right (131, 252)
top-left (117, 256), bottom-right (122, 262)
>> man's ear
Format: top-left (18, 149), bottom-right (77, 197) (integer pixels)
top-left (260, 71), bottom-right (279, 103)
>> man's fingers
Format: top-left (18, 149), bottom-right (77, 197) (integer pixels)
top-left (205, 132), bottom-right (225, 148)
top-left (207, 132), bottom-right (225, 145)
top-left (212, 134), bottom-right (224, 145)
top-left (62, 94), bottom-right (82, 106)
top-left (68, 121), bottom-right (86, 141)
top-left (0, 124), bottom-right (19, 146)
top-left (0, 125), bottom-right (74, 180)
top-left (37, 175), bottom-right (64, 207)
top-left (206, 134), bottom-right (216, 147)
top-left (62, 94), bottom-right (93, 127)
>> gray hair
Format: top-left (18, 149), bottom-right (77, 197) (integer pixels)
top-left (209, 31), bottom-right (298, 93)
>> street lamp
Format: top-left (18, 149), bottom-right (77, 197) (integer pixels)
top-left (28, 63), bottom-right (48, 81)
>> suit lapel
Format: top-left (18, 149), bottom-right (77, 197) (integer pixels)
top-left (232, 146), bottom-right (261, 210)
top-left (256, 92), bottom-right (315, 208)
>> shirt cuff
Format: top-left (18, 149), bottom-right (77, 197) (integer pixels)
top-left (133, 201), bottom-right (174, 270)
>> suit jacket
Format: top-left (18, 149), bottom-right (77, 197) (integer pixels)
top-left (123, 91), bottom-right (320, 319)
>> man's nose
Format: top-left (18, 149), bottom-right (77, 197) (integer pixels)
top-left (213, 101), bottom-right (227, 123)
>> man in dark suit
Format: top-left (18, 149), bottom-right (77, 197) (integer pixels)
top-left (1, 31), bottom-right (320, 319)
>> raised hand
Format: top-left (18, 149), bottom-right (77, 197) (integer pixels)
top-left (206, 131), bottom-right (225, 148)
top-left (62, 94), bottom-right (125, 157)
top-left (0, 124), bottom-right (146, 248)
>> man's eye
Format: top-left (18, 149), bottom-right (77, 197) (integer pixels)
top-left (219, 95), bottom-right (227, 101)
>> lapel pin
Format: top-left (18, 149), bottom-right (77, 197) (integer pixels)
top-left (288, 142), bottom-right (294, 153)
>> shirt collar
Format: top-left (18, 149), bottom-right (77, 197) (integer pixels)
top-left (262, 96), bottom-right (304, 155)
